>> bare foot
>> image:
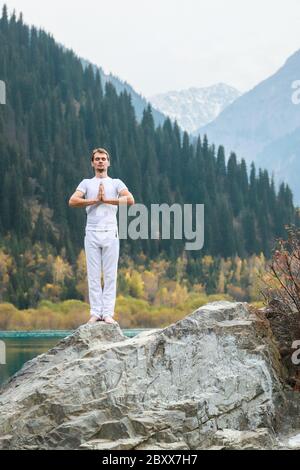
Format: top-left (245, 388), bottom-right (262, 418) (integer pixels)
top-left (103, 316), bottom-right (118, 324)
top-left (87, 316), bottom-right (100, 324)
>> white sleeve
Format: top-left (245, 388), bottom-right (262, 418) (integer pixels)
top-left (76, 179), bottom-right (87, 195)
top-left (116, 179), bottom-right (128, 196)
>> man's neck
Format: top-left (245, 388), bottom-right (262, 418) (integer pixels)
top-left (95, 171), bottom-right (109, 179)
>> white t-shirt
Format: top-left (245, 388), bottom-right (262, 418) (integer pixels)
top-left (76, 176), bottom-right (128, 230)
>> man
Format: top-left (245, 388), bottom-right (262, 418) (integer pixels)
top-left (69, 148), bottom-right (134, 324)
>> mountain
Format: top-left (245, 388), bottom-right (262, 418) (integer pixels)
top-left (0, 5), bottom-right (299, 309)
top-left (197, 50), bottom-right (300, 204)
top-left (148, 83), bottom-right (241, 134)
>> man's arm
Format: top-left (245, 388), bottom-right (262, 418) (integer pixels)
top-left (103, 189), bottom-right (135, 206)
top-left (68, 190), bottom-right (100, 208)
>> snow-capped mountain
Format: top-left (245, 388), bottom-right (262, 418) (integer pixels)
top-left (197, 49), bottom-right (300, 204)
top-left (148, 83), bottom-right (241, 134)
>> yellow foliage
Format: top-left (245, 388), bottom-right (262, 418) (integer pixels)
top-left (226, 284), bottom-right (246, 301)
top-left (52, 256), bottom-right (73, 284)
top-left (0, 250), bottom-right (13, 299)
top-left (0, 303), bottom-right (19, 329)
top-left (202, 255), bottom-right (214, 267)
top-left (217, 271), bottom-right (225, 293)
top-left (42, 283), bottom-right (62, 301)
top-left (128, 271), bottom-right (145, 298)
top-left (141, 270), bottom-right (158, 302)
top-left (76, 250), bottom-right (87, 279)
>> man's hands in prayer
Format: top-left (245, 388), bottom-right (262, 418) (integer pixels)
top-left (96, 183), bottom-right (106, 204)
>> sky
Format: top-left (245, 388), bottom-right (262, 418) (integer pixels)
top-left (2, 0), bottom-right (300, 97)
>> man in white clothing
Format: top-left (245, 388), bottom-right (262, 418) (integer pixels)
top-left (69, 148), bottom-right (134, 324)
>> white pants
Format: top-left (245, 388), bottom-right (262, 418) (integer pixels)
top-left (84, 228), bottom-right (120, 319)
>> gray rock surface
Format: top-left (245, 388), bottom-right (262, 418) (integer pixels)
top-left (0, 301), bottom-right (299, 450)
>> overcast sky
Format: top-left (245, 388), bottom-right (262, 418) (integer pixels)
top-left (2, 0), bottom-right (300, 97)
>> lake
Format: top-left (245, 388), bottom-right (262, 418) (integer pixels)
top-left (0, 329), bottom-right (147, 387)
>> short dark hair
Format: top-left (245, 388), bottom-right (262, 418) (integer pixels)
top-left (91, 147), bottom-right (110, 162)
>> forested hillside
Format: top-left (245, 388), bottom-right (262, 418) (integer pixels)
top-left (0, 5), bottom-right (299, 309)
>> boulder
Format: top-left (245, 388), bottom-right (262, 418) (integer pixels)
top-left (0, 301), bottom-right (299, 449)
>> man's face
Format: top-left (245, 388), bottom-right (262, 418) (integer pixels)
top-left (92, 152), bottom-right (110, 173)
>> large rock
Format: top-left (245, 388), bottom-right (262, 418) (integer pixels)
top-left (0, 301), bottom-right (299, 450)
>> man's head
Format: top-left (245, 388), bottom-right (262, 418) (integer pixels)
top-left (91, 147), bottom-right (111, 175)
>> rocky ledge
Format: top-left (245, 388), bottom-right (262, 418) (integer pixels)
top-left (0, 301), bottom-right (300, 450)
